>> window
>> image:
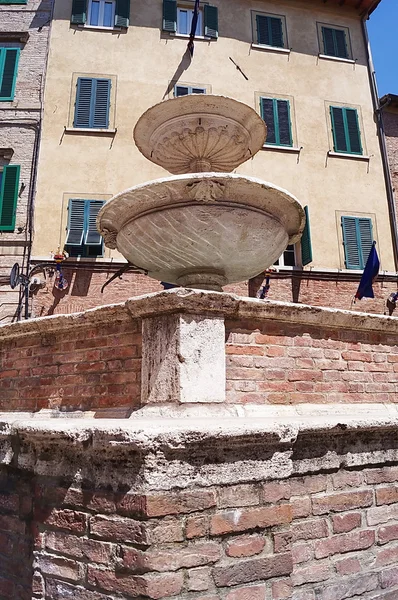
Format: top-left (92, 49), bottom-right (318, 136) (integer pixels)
top-left (330, 106), bottom-right (362, 155)
top-left (341, 216), bottom-right (373, 269)
top-left (71, 0), bottom-right (130, 27)
top-left (174, 85), bottom-right (206, 96)
top-left (274, 245), bottom-right (295, 267)
top-left (320, 25), bottom-right (350, 59)
top-left (260, 97), bottom-right (292, 147)
top-left (65, 199), bottom-right (105, 257)
top-left (0, 48), bottom-right (20, 101)
top-left (73, 77), bottom-right (111, 129)
top-left (87, 0), bottom-right (115, 27)
top-left (163, 1), bottom-right (218, 38)
top-left (0, 164), bottom-right (20, 232)
top-left (254, 13), bottom-right (285, 48)
top-left (274, 207), bottom-right (312, 267)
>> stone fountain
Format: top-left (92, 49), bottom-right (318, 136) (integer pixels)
top-left (97, 95), bottom-right (305, 291)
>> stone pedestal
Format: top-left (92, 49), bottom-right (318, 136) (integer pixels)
top-left (142, 313), bottom-right (225, 404)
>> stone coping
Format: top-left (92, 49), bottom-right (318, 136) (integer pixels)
top-left (1, 288), bottom-right (398, 341)
top-left (1, 404), bottom-right (397, 453)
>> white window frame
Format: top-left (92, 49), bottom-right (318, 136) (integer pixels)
top-left (177, 5), bottom-right (204, 36)
top-left (174, 85), bottom-right (206, 97)
top-left (274, 245), bottom-right (296, 267)
top-left (87, 0), bottom-right (116, 28)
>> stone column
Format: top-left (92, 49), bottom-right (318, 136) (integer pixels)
top-left (141, 313), bottom-right (225, 404)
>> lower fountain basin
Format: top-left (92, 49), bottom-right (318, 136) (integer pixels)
top-left (97, 173), bottom-right (305, 290)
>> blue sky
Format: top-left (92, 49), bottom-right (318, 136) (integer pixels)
top-left (367, 0), bottom-right (398, 97)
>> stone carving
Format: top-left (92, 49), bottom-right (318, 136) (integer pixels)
top-left (100, 228), bottom-right (118, 249)
top-left (186, 179), bottom-right (226, 202)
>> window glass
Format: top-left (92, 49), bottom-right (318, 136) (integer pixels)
top-left (274, 245), bottom-right (295, 267)
top-left (177, 6), bottom-right (202, 35)
top-left (174, 85), bottom-right (206, 97)
top-left (88, 0), bottom-right (115, 27)
top-left (103, 1), bottom-right (114, 27)
top-left (90, 1), bottom-right (100, 25)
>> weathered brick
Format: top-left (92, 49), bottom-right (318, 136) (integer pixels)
top-left (87, 568), bottom-right (184, 598)
top-left (186, 515), bottom-right (209, 539)
top-left (213, 553), bottom-right (293, 587)
top-left (218, 484), bottom-right (259, 508)
top-left (314, 529), bottom-right (375, 559)
top-left (187, 567), bottom-right (211, 592)
top-left (210, 505), bottom-right (292, 536)
top-left (291, 497), bottom-right (311, 519)
top-left (334, 557), bottom-right (361, 576)
top-left (225, 535), bottom-right (266, 558)
top-left (318, 573), bottom-right (378, 600)
top-left (39, 509), bottom-right (88, 534)
top-left (290, 475), bottom-right (327, 496)
top-left (272, 580), bottom-right (292, 599)
top-left (376, 485), bottom-right (398, 506)
top-left (90, 515), bottom-right (148, 545)
top-left (274, 518), bottom-right (328, 552)
top-left (291, 542), bottom-right (314, 564)
top-left (45, 579), bottom-right (110, 600)
top-left (312, 490), bottom-right (373, 515)
top-left (146, 490), bottom-right (216, 517)
top-left (34, 554), bottom-right (84, 582)
top-left (364, 466), bottom-right (398, 485)
top-left (375, 545), bottom-right (398, 567)
top-left (367, 504), bottom-right (398, 526)
top-left (381, 566), bottom-right (398, 589)
top-left (378, 523), bottom-right (398, 545)
top-left (291, 562), bottom-right (330, 586)
top-left (121, 542), bottom-right (221, 572)
top-left (45, 531), bottom-right (113, 564)
top-left (331, 470), bottom-right (362, 490)
top-left (262, 482), bottom-right (290, 504)
top-left (332, 512), bottom-right (361, 534)
top-left (148, 519), bottom-right (184, 544)
top-left (226, 585), bottom-right (266, 600)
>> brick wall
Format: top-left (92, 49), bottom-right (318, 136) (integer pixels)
top-left (2, 451), bottom-right (398, 599)
top-left (384, 110), bottom-right (398, 218)
top-left (0, 311), bottom-right (141, 412)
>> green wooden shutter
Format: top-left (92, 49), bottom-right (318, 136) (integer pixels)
top-left (334, 29), bottom-right (348, 58)
top-left (0, 165), bottom-right (20, 231)
top-left (256, 15), bottom-right (270, 45)
top-left (276, 100), bottom-right (292, 146)
top-left (269, 17), bottom-right (283, 47)
top-left (71, 0), bottom-right (87, 24)
top-left (85, 200), bottom-right (104, 245)
top-left (345, 108), bottom-right (362, 154)
top-left (260, 98), bottom-right (276, 144)
top-left (92, 79), bottom-right (111, 128)
top-left (330, 106), bottom-right (347, 153)
top-left (301, 206), bottom-right (312, 266)
top-left (341, 216), bottom-right (372, 269)
top-left (74, 77), bottom-right (93, 128)
top-left (163, 0), bottom-right (177, 32)
top-left (322, 27), bottom-right (335, 56)
top-left (66, 199), bottom-right (85, 245)
top-left (115, 0), bottom-right (130, 27)
top-left (204, 5), bottom-right (218, 39)
top-left (0, 48), bottom-right (20, 101)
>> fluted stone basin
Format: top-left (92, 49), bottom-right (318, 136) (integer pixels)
top-left (133, 95), bottom-right (267, 174)
top-left (97, 173), bottom-right (305, 290)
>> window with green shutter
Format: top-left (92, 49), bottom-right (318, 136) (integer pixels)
top-left (341, 216), bottom-right (373, 270)
top-left (0, 165), bottom-right (20, 232)
top-left (163, 0), bottom-right (177, 32)
top-left (0, 48), bottom-right (20, 101)
top-left (255, 14), bottom-right (284, 48)
top-left (330, 106), bottom-right (362, 155)
top-left (65, 199), bottom-right (105, 257)
top-left (74, 77), bottom-right (111, 129)
top-left (260, 97), bottom-right (292, 147)
top-left (301, 206), bottom-right (313, 266)
top-left (321, 26), bottom-right (349, 59)
top-left (71, 0), bottom-right (87, 24)
top-left (204, 4), bottom-right (218, 39)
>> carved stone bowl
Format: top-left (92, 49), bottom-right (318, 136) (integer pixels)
top-left (97, 174), bottom-right (305, 291)
top-left (133, 95), bottom-right (267, 174)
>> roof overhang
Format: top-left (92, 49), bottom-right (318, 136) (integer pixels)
top-left (380, 94), bottom-right (398, 110)
top-left (313, 0), bottom-right (382, 17)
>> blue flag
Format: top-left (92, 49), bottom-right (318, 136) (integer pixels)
top-left (188, 0), bottom-right (200, 56)
top-left (355, 241), bottom-right (380, 300)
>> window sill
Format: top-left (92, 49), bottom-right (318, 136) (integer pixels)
top-left (64, 127), bottom-right (117, 135)
top-left (169, 33), bottom-right (214, 41)
top-left (328, 151), bottom-right (370, 161)
top-left (318, 54), bottom-right (355, 64)
top-left (77, 25), bottom-right (123, 32)
top-left (251, 43), bottom-right (290, 54)
top-left (262, 145), bottom-right (302, 153)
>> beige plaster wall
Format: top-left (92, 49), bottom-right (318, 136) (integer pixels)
top-left (33, 0), bottom-right (395, 272)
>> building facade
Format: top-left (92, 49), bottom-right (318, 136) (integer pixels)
top-left (382, 94), bottom-right (398, 218)
top-left (0, 0), bottom-right (54, 323)
top-left (30, 0), bottom-right (397, 317)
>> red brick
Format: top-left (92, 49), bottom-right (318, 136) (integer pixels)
top-left (121, 542), bottom-right (221, 572)
top-left (335, 557), bottom-right (361, 576)
top-left (378, 523), bottom-right (398, 545)
top-left (45, 579), bottom-right (111, 599)
top-left (367, 504), bottom-right (398, 526)
top-left (226, 345), bottom-right (264, 356)
top-left (332, 512), bottom-right (361, 534)
top-left (376, 545), bottom-right (398, 567)
top-left (291, 497), bottom-right (311, 519)
top-left (226, 585), bottom-right (266, 600)
top-left (312, 490), bottom-right (373, 515)
top-left (39, 508), bottom-right (88, 534)
top-left (287, 370), bottom-right (322, 381)
top-left (32, 571), bottom-right (45, 596)
top-left (148, 519), bottom-right (184, 544)
top-left (212, 553), bottom-right (293, 587)
top-left (262, 482), bottom-right (290, 504)
top-left (0, 493), bottom-right (19, 512)
top-left (315, 529), bottom-right (375, 559)
top-left (272, 580), bottom-right (292, 599)
top-left (186, 515), bottom-right (209, 539)
top-left (218, 484), bottom-right (259, 508)
top-left (291, 562), bottom-right (330, 586)
top-left (376, 485), bottom-right (398, 506)
top-left (331, 471), bottom-right (362, 489)
top-left (87, 568), bottom-right (184, 598)
top-left (226, 535), bottom-right (266, 558)
top-left (290, 474), bottom-right (327, 496)
top-left (381, 566), bottom-right (398, 589)
top-left (45, 531), bottom-right (113, 564)
top-left (0, 515), bottom-right (25, 534)
top-left (210, 505), bottom-right (292, 536)
top-left (274, 518), bottom-right (328, 553)
top-left (319, 573), bottom-right (378, 600)
top-left (90, 515), bottom-right (148, 545)
top-left (187, 567), bottom-right (211, 592)
top-left (291, 542), bottom-right (314, 564)
top-left (34, 554), bottom-right (84, 582)
top-left (146, 490), bottom-right (216, 517)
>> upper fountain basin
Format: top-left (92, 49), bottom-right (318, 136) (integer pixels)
top-left (133, 95), bottom-right (267, 174)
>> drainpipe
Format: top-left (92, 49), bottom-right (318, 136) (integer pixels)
top-left (361, 17), bottom-right (398, 272)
